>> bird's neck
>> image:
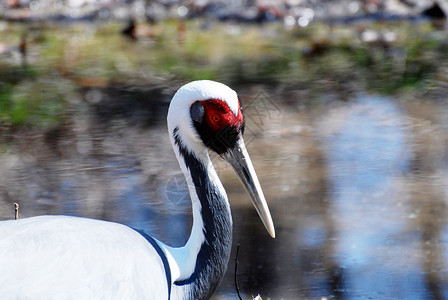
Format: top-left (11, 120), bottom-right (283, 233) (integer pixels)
top-left (168, 131), bottom-right (233, 299)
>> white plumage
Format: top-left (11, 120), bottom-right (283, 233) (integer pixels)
top-left (0, 216), bottom-right (168, 299)
top-left (0, 80), bottom-right (274, 300)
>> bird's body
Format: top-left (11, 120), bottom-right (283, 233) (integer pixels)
top-left (0, 80), bottom-right (274, 300)
top-left (0, 216), bottom-right (169, 299)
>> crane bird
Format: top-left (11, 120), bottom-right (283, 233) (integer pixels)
top-left (0, 80), bottom-right (275, 299)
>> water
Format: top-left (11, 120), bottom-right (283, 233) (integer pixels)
top-left (2, 91), bottom-right (448, 299)
top-left (2, 20), bottom-right (448, 299)
top-left (216, 95), bottom-right (448, 299)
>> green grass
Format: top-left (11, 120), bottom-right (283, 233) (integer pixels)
top-left (0, 19), bottom-right (448, 127)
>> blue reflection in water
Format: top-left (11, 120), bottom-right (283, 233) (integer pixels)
top-left (105, 159), bottom-right (190, 246)
top-left (324, 96), bottom-right (426, 298)
top-left (60, 179), bottom-right (80, 216)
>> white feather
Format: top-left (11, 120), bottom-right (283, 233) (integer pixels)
top-left (0, 216), bottom-right (168, 299)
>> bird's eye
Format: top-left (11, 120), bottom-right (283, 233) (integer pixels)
top-left (191, 101), bottom-right (205, 123)
top-left (211, 114), bottom-right (221, 123)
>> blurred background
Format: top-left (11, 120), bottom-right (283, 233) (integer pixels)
top-left (1, 0), bottom-right (448, 299)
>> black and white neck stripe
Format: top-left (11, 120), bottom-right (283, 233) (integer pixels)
top-left (172, 128), bottom-right (233, 300)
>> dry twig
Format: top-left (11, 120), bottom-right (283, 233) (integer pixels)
top-left (234, 244), bottom-right (243, 300)
top-left (14, 203), bottom-right (19, 220)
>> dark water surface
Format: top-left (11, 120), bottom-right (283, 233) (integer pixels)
top-left (1, 90), bottom-right (448, 299)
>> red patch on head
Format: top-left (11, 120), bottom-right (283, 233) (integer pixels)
top-left (200, 99), bottom-right (243, 132)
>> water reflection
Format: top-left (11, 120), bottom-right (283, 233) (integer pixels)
top-left (406, 101), bottom-right (448, 299)
top-left (2, 90), bottom-right (448, 299)
top-left (320, 96), bottom-right (446, 299)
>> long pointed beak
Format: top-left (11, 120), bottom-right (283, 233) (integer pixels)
top-left (221, 138), bottom-right (275, 238)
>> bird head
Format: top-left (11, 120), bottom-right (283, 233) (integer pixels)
top-left (168, 80), bottom-right (275, 238)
